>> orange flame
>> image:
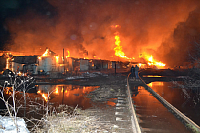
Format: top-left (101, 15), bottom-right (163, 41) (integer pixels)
top-left (6, 58), bottom-right (9, 69)
top-left (42, 49), bottom-right (50, 57)
top-left (113, 26), bottom-right (134, 60)
top-left (54, 87), bottom-right (59, 95)
top-left (145, 55), bottom-right (166, 68)
top-left (55, 56), bottom-right (59, 64)
top-left (114, 32), bottom-right (124, 57)
top-left (42, 94), bottom-right (48, 101)
top-left (66, 50), bottom-right (70, 58)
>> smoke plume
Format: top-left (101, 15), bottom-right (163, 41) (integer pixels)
top-left (3, 0), bottom-right (200, 66)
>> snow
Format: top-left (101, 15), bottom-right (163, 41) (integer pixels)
top-left (0, 115), bottom-right (29, 133)
top-left (66, 72), bottom-right (108, 80)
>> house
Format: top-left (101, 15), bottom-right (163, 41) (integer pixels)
top-left (12, 56), bottom-right (38, 74)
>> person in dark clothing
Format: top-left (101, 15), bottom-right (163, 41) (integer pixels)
top-left (130, 65), bottom-right (135, 79)
top-left (135, 65), bottom-right (139, 79)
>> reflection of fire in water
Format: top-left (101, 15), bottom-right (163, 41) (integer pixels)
top-left (37, 90), bottom-right (49, 102)
top-left (36, 85), bottom-right (99, 105)
top-left (54, 87), bottom-right (59, 95)
top-left (148, 82), bottom-right (164, 87)
top-left (143, 75), bottom-right (162, 77)
top-left (4, 87), bottom-right (12, 95)
top-left (107, 98), bottom-right (117, 106)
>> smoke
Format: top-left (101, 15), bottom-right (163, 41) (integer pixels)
top-left (158, 5), bottom-right (200, 67)
top-left (3, 0), bottom-right (200, 65)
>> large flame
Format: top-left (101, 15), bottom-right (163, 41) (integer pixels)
top-left (114, 32), bottom-right (125, 57)
top-left (145, 55), bottom-right (166, 68)
top-left (112, 25), bottom-right (165, 68)
top-left (113, 31), bottom-right (134, 60)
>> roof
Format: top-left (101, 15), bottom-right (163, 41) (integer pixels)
top-left (13, 56), bottom-right (38, 64)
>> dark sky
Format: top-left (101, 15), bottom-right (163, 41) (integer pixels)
top-left (1, 0), bottom-right (200, 66)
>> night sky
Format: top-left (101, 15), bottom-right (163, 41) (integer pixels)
top-left (1, 0), bottom-right (200, 67)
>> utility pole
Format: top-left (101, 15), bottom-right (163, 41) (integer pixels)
top-left (63, 48), bottom-right (65, 74)
top-left (115, 61), bottom-right (116, 75)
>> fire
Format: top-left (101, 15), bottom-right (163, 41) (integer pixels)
top-left (42, 48), bottom-right (50, 57)
top-left (112, 26), bottom-right (134, 61)
top-left (114, 32), bottom-right (124, 57)
top-left (113, 32), bottom-right (134, 60)
top-left (38, 48), bottom-right (51, 59)
top-left (66, 50), bottom-right (70, 58)
top-left (145, 55), bottom-right (166, 68)
top-left (55, 56), bottom-right (59, 64)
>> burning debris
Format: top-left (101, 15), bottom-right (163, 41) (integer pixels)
top-left (1, 46), bottom-right (166, 78)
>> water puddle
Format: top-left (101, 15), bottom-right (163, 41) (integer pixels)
top-left (148, 81), bottom-right (200, 126)
top-left (0, 84), bottom-right (100, 128)
top-left (142, 75), bottom-right (163, 77)
top-left (35, 84), bottom-right (99, 109)
top-left (130, 85), bottom-right (191, 133)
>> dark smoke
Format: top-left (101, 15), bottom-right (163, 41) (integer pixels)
top-left (158, 5), bottom-right (200, 67)
top-left (2, 0), bottom-right (200, 66)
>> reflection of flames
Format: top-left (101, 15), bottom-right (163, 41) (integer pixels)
top-left (65, 90), bottom-right (69, 97)
top-left (37, 85), bottom-right (98, 101)
top-left (6, 58), bottom-right (9, 69)
top-left (54, 87), bottom-right (59, 95)
top-left (5, 87), bottom-right (12, 95)
top-left (37, 90), bottom-right (48, 102)
top-left (107, 101), bottom-right (116, 106)
top-left (148, 82), bottom-right (164, 87)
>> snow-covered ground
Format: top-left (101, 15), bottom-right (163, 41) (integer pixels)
top-left (0, 115), bottom-right (29, 133)
top-left (66, 72), bottom-right (108, 80)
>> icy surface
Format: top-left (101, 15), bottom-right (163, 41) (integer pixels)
top-left (0, 115), bottom-right (29, 133)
